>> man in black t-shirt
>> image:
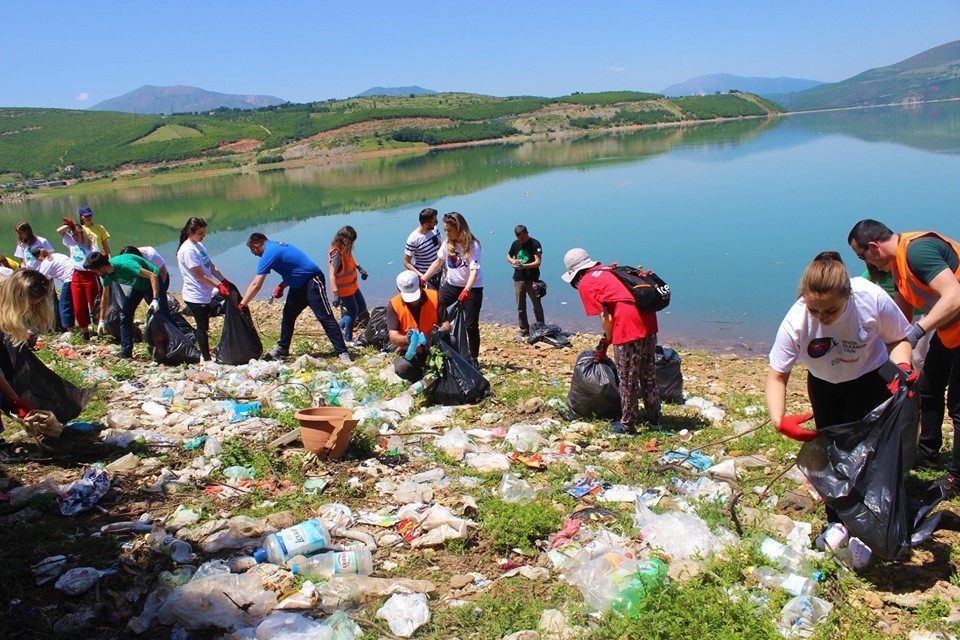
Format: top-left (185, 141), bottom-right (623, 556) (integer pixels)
top-left (506, 224), bottom-right (545, 336)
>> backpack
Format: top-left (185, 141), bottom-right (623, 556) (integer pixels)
top-left (609, 265), bottom-right (671, 312)
top-left (357, 306), bottom-right (389, 350)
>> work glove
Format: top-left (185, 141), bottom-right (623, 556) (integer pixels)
top-left (776, 413), bottom-right (818, 442)
top-left (217, 283), bottom-right (231, 297)
top-left (148, 299), bottom-right (160, 314)
top-left (593, 337), bottom-right (610, 361)
top-left (10, 397), bottom-right (34, 419)
top-left (330, 293), bottom-right (341, 308)
top-left (272, 283), bottom-right (286, 299)
top-left (96, 320), bottom-right (107, 336)
top-left (419, 277), bottom-right (428, 288)
top-left (62, 217), bottom-right (76, 229)
top-left (457, 289), bottom-right (470, 303)
top-left (358, 266), bottom-right (369, 281)
top-left (404, 330), bottom-right (427, 361)
top-left (887, 362), bottom-right (920, 398)
top-left (907, 322), bottom-right (926, 348)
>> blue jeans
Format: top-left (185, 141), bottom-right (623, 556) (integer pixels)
top-left (338, 288), bottom-right (367, 342)
top-left (278, 273), bottom-right (347, 355)
top-left (59, 282), bottom-right (75, 328)
top-left (119, 286), bottom-right (167, 357)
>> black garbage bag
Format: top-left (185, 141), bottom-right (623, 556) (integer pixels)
top-left (215, 284), bottom-right (263, 365)
top-left (144, 311), bottom-right (201, 366)
top-left (0, 336), bottom-right (93, 423)
top-left (355, 306), bottom-right (371, 332)
top-left (431, 334), bottom-right (490, 406)
top-left (655, 346), bottom-right (684, 404)
top-left (93, 282), bottom-right (143, 343)
top-left (797, 380), bottom-right (943, 561)
top-left (169, 311), bottom-right (197, 341)
top-left (527, 322), bottom-right (572, 348)
top-left (448, 301), bottom-right (471, 359)
top-left (568, 350), bottom-right (622, 419)
top-left (357, 306), bottom-right (389, 350)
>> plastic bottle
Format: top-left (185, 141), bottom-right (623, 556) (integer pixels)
top-left (611, 558), bottom-right (668, 616)
top-left (750, 566), bottom-right (819, 597)
top-left (288, 550), bottom-right (374, 579)
top-left (759, 537), bottom-right (813, 574)
top-left (254, 518), bottom-right (332, 565)
top-left (147, 526), bottom-right (192, 563)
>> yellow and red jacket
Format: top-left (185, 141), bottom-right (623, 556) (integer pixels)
top-left (894, 231), bottom-right (960, 348)
top-left (389, 289), bottom-right (439, 334)
top-left (329, 246), bottom-right (358, 297)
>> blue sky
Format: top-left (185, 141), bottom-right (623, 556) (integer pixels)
top-left (2, 1), bottom-right (958, 109)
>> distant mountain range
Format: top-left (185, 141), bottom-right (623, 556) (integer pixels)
top-left (777, 39), bottom-right (960, 111)
top-left (89, 85), bottom-right (286, 114)
top-left (354, 86), bottom-right (437, 97)
top-left (661, 74), bottom-right (824, 97)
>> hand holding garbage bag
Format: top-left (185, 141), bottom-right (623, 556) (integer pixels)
top-left (216, 282), bottom-right (232, 297)
top-left (594, 336), bottom-right (610, 361)
top-left (886, 362), bottom-right (919, 398)
top-left (777, 413), bottom-right (817, 442)
top-left (457, 289), bottom-right (470, 303)
top-left (11, 397), bottom-right (34, 419)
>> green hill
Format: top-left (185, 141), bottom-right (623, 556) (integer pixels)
top-left (782, 40), bottom-right (960, 111)
top-left (0, 91), bottom-right (782, 180)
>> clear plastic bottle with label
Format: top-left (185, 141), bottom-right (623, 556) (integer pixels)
top-left (254, 518), bottom-right (331, 565)
top-left (759, 537), bottom-right (813, 574)
top-left (750, 566), bottom-right (819, 597)
top-left (288, 549), bottom-right (373, 579)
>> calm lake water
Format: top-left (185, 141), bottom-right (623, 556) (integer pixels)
top-left (4, 101), bottom-right (960, 353)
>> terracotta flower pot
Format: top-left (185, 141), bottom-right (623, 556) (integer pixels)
top-left (295, 407), bottom-right (354, 458)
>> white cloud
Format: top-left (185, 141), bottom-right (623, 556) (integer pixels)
top-left (76, 92), bottom-right (90, 102)
top-left (608, 66), bottom-right (625, 73)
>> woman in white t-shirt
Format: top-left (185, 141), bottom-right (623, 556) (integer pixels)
top-left (177, 217), bottom-right (231, 360)
top-left (13, 222), bottom-right (54, 271)
top-left (766, 251), bottom-right (913, 442)
top-left (422, 211), bottom-right (484, 363)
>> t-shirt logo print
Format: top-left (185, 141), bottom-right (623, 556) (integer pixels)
top-left (807, 337), bottom-right (837, 358)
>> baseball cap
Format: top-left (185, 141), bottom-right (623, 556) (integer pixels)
top-left (561, 248), bottom-right (599, 283)
top-left (78, 206), bottom-right (93, 217)
top-left (396, 271), bottom-right (422, 303)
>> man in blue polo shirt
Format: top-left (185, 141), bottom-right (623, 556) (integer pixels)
top-left (239, 232), bottom-right (351, 363)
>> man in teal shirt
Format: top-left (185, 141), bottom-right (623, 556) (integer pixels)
top-left (84, 251), bottom-right (162, 359)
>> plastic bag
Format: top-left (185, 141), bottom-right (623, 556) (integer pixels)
top-left (94, 282), bottom-right (142, 342)
top-left (144, 310), bottom-right (201, 366)
top-left (0, 336), bottom-right (93, 423)
top-left (216, 283), bottom-right (263, 365)
top-left (157, 572), bottom-right (277, 631)
top-left (779, 595), bottom-right (833, 638)
top-left (499, 473), bottom-right (536, 502)
top-left (796, 377), bottom-right (942, 560)
top-left (447, 301), bottom-right (471, 359)
top-left (567, 350), bottom-right (621, 419)
top-left (376, 592), bottom-right (431, 638)
top-left (527, 322), bottom-right (572, 348)
top-left (435, 426), bottom-right (471, 460)
top-left (357, 306), bottom-right (389, 350)
top-left (169, 310), bottom-right (197, 341)
top-left (634, 496), bottom-right (723, 560)
top-left (655, 345), bottom-right (684, 404)
top-left (430, 331), bottom-right (490, 406)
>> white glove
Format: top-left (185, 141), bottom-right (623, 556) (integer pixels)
top-left (148, 299), bottom-right (160, 314)
top-left (97, 320), bottom-right (107, 336)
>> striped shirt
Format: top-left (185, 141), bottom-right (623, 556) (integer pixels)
top-left (404, 228), bottom-right (441, 272)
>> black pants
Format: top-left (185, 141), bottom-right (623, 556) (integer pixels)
top-left (279, 274), bottom-right (347, 355)
top-left (185, 301), bottom-right (212, 360)
top-left (917, 332), bottom-right (960, 475)
top-left (439, 284), bottom-right (483, 360)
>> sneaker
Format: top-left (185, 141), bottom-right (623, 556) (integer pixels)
top-left (344, 340), bottom-right (359, 348)
top-left (815, 522), bottom-right (849, 551)
top-left (933, 472), bottom-right (960, 499)
top-left (338, 352), bottom-right (353, 364)
top-left (263, 345), bottom-right (290, 361)
top-left (611, 421), bottom-right (637, 435)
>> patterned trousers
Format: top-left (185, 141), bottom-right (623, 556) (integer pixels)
top-left (615, 335), bottom-right (661, 429)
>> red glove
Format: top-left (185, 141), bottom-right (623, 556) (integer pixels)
top-left (62, 217), bottom-right (76, 229)
top-left (594, 337), bottom-right (610, 361)
top-left (887, 362), bottom-right (920, 398)
top-left (217, 283), bottom-right (231, 297)
top-left (419, 277), bottom-right (427, 288)
top-left (777, 413), bottom-right (818, 442)
top-left (272, 284), bottom-right (286, 299)
top-left (10, 397), bottom-right (34, 419)
top-left (457, 289), bottom-right (470, 303)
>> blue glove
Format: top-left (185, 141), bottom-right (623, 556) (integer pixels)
top-left (404, 330), bottom-right (427, 361)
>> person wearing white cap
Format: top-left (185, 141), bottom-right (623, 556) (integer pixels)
top-left (562, 248), bottom-right (662, 433)
top-left (387, 271), bottom-right (451, 382)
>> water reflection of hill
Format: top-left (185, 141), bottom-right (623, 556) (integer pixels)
top-left (0, 116), bottom-right (779, 248)
top-left (785, 102), bottom-right (960, 154)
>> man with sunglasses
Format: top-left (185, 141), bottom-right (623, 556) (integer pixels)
top-left (403, 208), bottom-right (442, 290)
top-left (239, 232), bottom-right (351, 363)
top-left (848, 219), bottom-right (960, 496)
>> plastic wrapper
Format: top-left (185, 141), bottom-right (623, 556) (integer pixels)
top-left (633, 497), bottom-right (724, 560)
top-left (499, 473), bottom-right (536, 503)
top-left (567, 350), bottom-right (621, 419)
top-left (797, 375), bottom-right (943, 560)
top-left (376, 592), bottom-right (431, 638)
top-left (58, 468), bottom-right (111, 516)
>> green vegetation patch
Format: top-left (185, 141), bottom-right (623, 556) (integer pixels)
top-left (132, 124), bottom-right (202, 144)
top-left (479, 498), bottom-right (563, 553)
top-left (557, 90), bottom-right (663, 105)
top-left (672, 94), bottom-right (768, 119)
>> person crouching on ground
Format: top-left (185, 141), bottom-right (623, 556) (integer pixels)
top-left (387, 271), bottom-right (451, 382)
top-left (84, 251), bottom-right (162, 359)
top-left (562, 248), bottom-right (662, 434)
top-left (0, 270), bottom-right (56, 419)
top-left (239, 232), bottom-right (351, 363)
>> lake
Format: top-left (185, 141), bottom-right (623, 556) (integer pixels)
top-left (3, 101), bottom-right (959, 354)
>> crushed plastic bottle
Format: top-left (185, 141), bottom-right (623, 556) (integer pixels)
top-left (255, 517), bottom-right (332, 565)
top-left (750, 566), bottom-right (819, 597)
